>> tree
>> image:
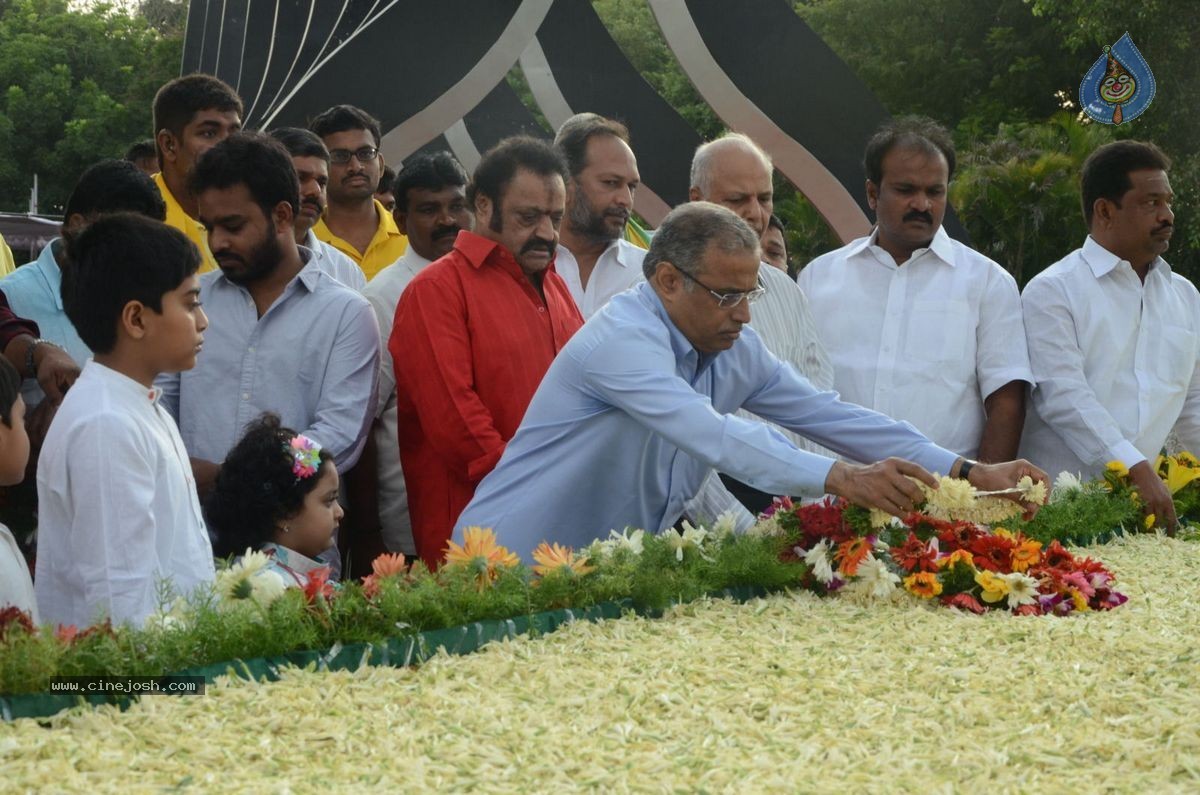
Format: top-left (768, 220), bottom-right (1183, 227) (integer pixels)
top-left (0, 0), bottom-right (183, 214)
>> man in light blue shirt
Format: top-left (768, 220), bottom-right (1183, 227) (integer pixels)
top-left (456, 203), bottom-right (1045, 560)
top-left (3, 160), bottom-right (167, 410)
top-left (158, 133), bottom-right (379, 499)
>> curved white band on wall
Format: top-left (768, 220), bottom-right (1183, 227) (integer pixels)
top-left (520, 38), bottom-right (673, 226)
top-left (647, 0), bottom-right (870, 242)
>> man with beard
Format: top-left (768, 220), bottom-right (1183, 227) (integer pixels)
top-left (553, 114), bottom-right (645, 318)
top-left (310, 105), bottom-right (407, 281)
top-left (151, 74), bottom-right (243, 272)
top-left (348, 152), bottom-right (473, 560)
top-left (268, 127), bottom-right (366, 291)
top-left (390, 137), bottom-right (583, 568)
top-left (799, 118), bottom-right (1031, 466)
top-left (1022, 140), bottom-right (1188, 532)
top-left (160, 133), bottom-right (379, 529)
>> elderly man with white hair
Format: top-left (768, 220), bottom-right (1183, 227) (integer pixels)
top-left (688, 133), bottom-right (837, 514)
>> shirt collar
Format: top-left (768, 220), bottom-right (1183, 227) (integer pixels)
top-left (1081, 235), bottom-right (1169, 279)
top-left (397, 245), bottom-right (434, 271)
top-left (638, 281), bottom-right (717, 374)
top-left (261, 542), bottom-right (327, 580)
top-left (212, 245), bottom-right (321, 293)
top-left (853, 225), bottom-right (957, 268)
top-left (86, 359), bottom-right (163, 405)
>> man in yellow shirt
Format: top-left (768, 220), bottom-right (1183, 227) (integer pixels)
top-left (151, 74), bottom-right (243, 272)
top-left (0, 232), bottom-right (15, 277)
top-left (310, 105), bottom-right (406, 280)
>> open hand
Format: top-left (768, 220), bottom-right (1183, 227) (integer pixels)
top-left (1128, 460), bottom-right (1177, 535)
top-left (967, 459), bottom-right (1049, 520)
top-left (824, 457), bottom-right (937, 518)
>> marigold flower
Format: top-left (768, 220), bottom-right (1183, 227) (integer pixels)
top-left (903, 572), bottom-right (943, 599)
top-left (443, 527), bottom-right (520, 590)
top-left (531, 542), bottom-right (594, 578)
top-left (1105, 460), bottom-right (1129, 478)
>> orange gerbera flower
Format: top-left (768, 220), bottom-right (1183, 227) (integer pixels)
top-left (443, 527), bottom-right (520, 590)
top-left (834, 536), bottom-right (871, 577)
top-left (361, 552), bottom-right (408, 598)
top-left (531, 542), bottom-right (595, 578)
top-left (1009, 536), bottom-right (1043, 573)
top-left (903, 572), bottom-right (943, 599)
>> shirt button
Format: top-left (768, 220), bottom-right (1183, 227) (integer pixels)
top-left (538, 306), bottom-right (546, 313)
top-left (242, 393), bottom-right (250, 400)
top-left (247, 346), bottom-right (255, 353)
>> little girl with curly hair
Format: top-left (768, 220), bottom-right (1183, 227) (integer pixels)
top-left (206, 413), bottom-right (344, 585)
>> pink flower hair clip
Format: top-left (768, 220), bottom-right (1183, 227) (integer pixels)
top-left (287, 435), bottom-right (322, 480)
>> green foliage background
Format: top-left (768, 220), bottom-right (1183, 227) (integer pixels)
top-left (0, 0), bottom-right (1195, 282)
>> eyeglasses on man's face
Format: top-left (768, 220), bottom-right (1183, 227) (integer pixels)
top-left (328, 146), bottom-right (380, 165)
top-left (673, 263), bottom-right (767, 308)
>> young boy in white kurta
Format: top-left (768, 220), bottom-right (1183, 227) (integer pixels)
top-left (0, 356), bottom-right (36, 620)
top-left (36, 214), bottom-right (214, 628)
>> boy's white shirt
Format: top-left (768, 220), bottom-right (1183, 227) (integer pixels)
top-left (0, 523), bottom-right (37, 622)
top-left (35, 360), bottom-right (214, 628)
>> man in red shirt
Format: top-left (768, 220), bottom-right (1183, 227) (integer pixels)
top-left (391, 137), bottom-right (584, 567)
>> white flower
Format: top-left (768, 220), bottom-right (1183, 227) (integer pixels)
top-left (746, 517), bottom-right (784, 538)
top-left (661, 528), bottom-right (687, 562)
top-left (215, 549), bottom-right (287, 609)
top-left (855, 554), bottom-right (900, 599)
top-left (1051, 471), bottom-right (1084, 502)
top-left (803, 540), bottom-right (835, 584)
top-left (604, 528), bottom-right (646, 557)
top-left (710, 511), bottom-right (738, 541)
top-left (1002, 571), bottom-right (1040, 609)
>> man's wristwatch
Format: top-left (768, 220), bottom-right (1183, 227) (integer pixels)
top-left (958, 458), bottom-right (977, 481)
top-left (24, 338), bottom-right (63, 379)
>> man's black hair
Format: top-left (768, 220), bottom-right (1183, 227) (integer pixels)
top-left (554, 114), bottom-right (631, 178)
top-left (1080, 140), bottom-right (1171, 227)
top-left (0, 357), bottom-right (19, 428)
top-left (268, 127), bottom-right (330, 162)
top-left (124, 139), bottom-right (157, 163)
top-left (152, 73), bottom-right (243, 166)
top-left (467, 136), bottom-right (567, 209)
top-left (309, 104), bottom-right (383, 148)
top-left (768, 213), bottom-right (785, 233)
top-left (378, 166), bottom-right (395, 192)
top-left (393, 152), bottom-right (469, 213)
top-left (64, 160), bottom-right (166, 222)
top-left (863, 116), bottom-right (957, 185)
top-left (62, 214), bottom-right (200, 354)
top-left (189, 132), bottom-right (300, 219)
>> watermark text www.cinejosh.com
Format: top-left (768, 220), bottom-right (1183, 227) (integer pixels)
top-left (49, 677), bottom-right (205, 696)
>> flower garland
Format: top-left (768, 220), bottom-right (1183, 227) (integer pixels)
top-left (767, 496), bottom-right (1126, 615)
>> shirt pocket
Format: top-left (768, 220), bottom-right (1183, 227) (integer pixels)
top-left (903, 299), bottom-right (971, 365)
top-left (1152, 323), bottom-right (1197, 388)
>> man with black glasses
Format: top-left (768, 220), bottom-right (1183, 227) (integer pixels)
top-left (310, 105), bottom-right (407, 281)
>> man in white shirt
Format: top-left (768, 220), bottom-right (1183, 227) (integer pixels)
top-left (268, 127), bottom-right (367, 291)
top-left (688, 133), bottom-right (836, 514)
top-left (1021, 140), bottom-right (1186, 531)
top-left (351, 152), bottom-right (472, 558)
top-left (552, 113), bottom-right (646, 317)
top-left (799, 117), bottom-right (1032, 463)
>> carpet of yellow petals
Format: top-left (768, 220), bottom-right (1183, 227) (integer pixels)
top-left (2, 535), bottom-right (1198, 792)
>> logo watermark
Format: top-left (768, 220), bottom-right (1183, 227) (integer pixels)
top-left (1079, 32), bottom-right (1155, 125)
